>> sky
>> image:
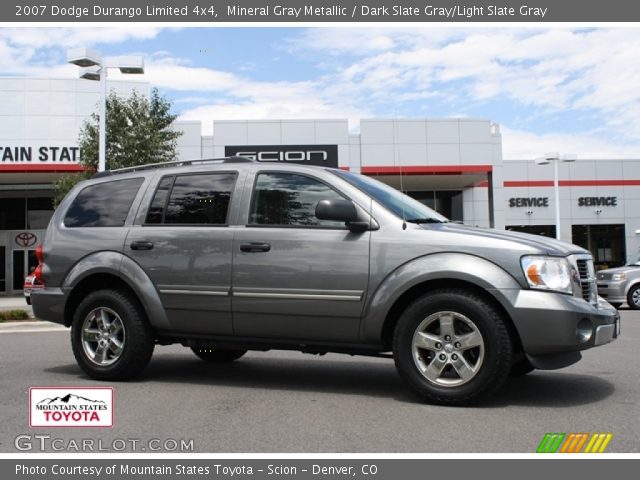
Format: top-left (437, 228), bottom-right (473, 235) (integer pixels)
top-left (0, 26), bottom-right (639, 159)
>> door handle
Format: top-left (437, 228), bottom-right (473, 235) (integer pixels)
top-left (240, 242), bottom-right (271, 253)
top-left (130, 241), bottom-right (154, 251)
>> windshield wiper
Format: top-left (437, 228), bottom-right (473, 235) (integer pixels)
top-left (405, 218), bottom-right (447, 224)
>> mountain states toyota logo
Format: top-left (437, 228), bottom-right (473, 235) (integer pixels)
top-left (29, 387), bottom-right (113, 428)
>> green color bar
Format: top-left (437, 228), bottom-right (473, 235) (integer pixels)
top-left (537, 433), bottom-right (566, 453)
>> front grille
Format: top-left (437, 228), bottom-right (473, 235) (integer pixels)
top-left (597, 272), bottom-right (612, 281)
top-left (576, 257), bottom-right (597, 304)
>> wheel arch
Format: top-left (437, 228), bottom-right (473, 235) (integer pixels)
top-left (361, 253), bottom-right (524, 353)
top-left (62, 252), bottom-right (169, 330)
top-left (379, 279), bottom-right (523, 355)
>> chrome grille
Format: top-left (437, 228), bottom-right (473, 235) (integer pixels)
top-left (597, 272), bottom-right (612, 281)
top-left (575, 257), bottom-right (597, 304)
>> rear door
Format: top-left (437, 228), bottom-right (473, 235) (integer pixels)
top-left (231, 170), bottom-right (370, 342)
top-left (126, 170), bottom-right (240, 335)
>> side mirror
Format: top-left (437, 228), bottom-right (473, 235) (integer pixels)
top-left (316, 199), bottom-right (359, 223)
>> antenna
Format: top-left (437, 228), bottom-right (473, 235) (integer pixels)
top-left (393, 117), bottom-right (407, 230)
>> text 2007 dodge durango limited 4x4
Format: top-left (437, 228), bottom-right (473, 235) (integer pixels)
top-left (32, 157), bottom-right (620, 405)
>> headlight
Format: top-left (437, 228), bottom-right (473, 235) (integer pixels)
top-left (612, 273), bottom-right (626, 281)
top-left (521, 256), bottom-right (573, 294)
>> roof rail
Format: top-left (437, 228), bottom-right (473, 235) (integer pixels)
top-left (93, 156), bottom-right (255, 177)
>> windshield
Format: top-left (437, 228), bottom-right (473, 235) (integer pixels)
top-left (332, 170), bottom-right (449, 223)
top-left (629, 248), bottom-right (640, 266)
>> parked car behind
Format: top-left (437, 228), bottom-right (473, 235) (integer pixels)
top-left (597, 250), bottom-right (640, 310)
top-left (24, 271), bottom-right (43, 305)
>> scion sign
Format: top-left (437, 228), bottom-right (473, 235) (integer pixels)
top-left (225, 145), bottom-right (338, 168)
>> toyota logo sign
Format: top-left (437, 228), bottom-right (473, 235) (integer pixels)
top-left (15, 232), bottom-right (37, 248)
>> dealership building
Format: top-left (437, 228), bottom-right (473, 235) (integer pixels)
top-left (1, 77), bottom-right (639, 293)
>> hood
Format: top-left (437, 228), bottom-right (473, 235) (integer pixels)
top-left (598, 265), bottom-right (640, 275)
top-left (432, 223), bottom-right (589, 256)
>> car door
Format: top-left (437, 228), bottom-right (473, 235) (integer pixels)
top-left (126, 170), bottom-right (240, 335)
top-left (232, 170), bottom-right (370, 342)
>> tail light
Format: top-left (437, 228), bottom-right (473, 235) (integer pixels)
top-left (34, 244), bottom-right (44, 284)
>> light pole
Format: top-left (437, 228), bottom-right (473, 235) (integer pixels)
top-left (535, 152), bottom-right (577, 241)
top-left (67, 48), bottom-right (144, 172)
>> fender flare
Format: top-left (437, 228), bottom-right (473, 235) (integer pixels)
top-left (360, 253), bottom-right (522, 343)
top-left (63, 251), bottom-right (170, 330)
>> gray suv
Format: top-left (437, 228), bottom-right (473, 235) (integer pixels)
top-left (32, 157), bottom-right (620, 405)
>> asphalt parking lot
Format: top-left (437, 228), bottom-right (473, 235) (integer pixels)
top-left (0, 309), bottom-right (638, 453)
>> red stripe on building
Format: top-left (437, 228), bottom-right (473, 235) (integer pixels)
top-left (504, 179), bottom-right (640, 187)
top-left (504, 180), bottom-right (554, 187)
top-left (0, 164), bottom-right (85, 173)
top-left (361, 165), bottom-right (493, 175)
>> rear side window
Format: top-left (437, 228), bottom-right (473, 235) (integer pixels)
top-left (146, 173), bottom-right (236, 225)
top-left (64, 178), bottom-right (144, 228)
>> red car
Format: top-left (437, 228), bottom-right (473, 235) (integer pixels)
top-left (23, 273), bottom-right (43, 305)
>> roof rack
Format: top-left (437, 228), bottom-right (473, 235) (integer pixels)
top-left (93, 156), bottom-right (255, 178)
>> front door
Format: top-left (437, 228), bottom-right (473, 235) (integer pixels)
top-left (126, 171), bottom-right (240, 335)
top-left (232, 171), bottom-right (370, 342)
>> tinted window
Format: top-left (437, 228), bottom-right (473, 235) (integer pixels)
top-left (146, 176), bottom-right (174, 224)
top-left (64, 178), bottom-right (144, 228)
top-left (250, 173), bottom-right (344, 227)
top-left (163, 173), bottom-right (235, 225)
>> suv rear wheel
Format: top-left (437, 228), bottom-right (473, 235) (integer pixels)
top-left (393, 289), bottom-right (513, 405)
top-left (191, 347), bottom-right (247, 362)
top-left (71, 289), bottom-right (155, 380)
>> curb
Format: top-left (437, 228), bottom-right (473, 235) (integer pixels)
top-left (0, 321), bottom-right (67, 333)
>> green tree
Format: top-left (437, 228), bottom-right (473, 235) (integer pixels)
top-left (54, 88), bottom-right (182, 207)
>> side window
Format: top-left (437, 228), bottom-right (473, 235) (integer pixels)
top-left (250, 172), bottom-right (345, 227)
top-left (145, 176), bottom-right (174, 224)
top-left (146, 173), bottom-right (236, 225)
top-left (64, 178), bottom-right (144, 228)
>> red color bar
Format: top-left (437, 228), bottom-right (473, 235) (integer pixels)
top-left (0, 164), bottom-right (85, 173)
top-left (361, 165), bottom-right (493, 175)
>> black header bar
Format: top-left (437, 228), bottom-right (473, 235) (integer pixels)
top-left (4, 0), bottom-right (640, 23)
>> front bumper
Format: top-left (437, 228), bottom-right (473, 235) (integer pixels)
top-left (506, 290), bottom-right (619, 366)
top-left (597, 281), bottom-right (627, 303)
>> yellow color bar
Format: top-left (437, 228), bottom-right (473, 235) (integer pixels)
top-left (584, 433), bottom-right (613, 453)
top-left (598, 434), bottom-right (613, 453)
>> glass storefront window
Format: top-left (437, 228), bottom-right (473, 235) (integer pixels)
top-left (0, 198), bottom-right (26, 230)
top-left (572, 224), bottom-right (626, 269)
top-left (408, 190), bottom-right (463, 221)
top-left (0, 197), bottom-right (54, 230)
top-left (27, 197), bottom-right (54, 229)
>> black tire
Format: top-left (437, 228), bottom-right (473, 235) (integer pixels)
top-left (627, 285), bottom-right (640, 310)
top-left (25, 297), bottom-right (31, 305)
top-left (71, 289), bottom-right (155, 380)
top-left (609, 303), bottom-right (622, 310)
top-left (393, 289), bottom-right (513, 406)
top-left (510, 358), bottom-right (535, 376)
top-left (191, 347), bottom-right (247, 362)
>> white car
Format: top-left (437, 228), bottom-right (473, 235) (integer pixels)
top-left (597, 250), bottom-right (640, 310)
top-left (23, 273), bottom-right (43, 305)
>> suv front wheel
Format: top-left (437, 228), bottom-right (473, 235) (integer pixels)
top-left (393, 289), bottom-right (513, 406)
top-left (71, 289), bottom-right (155, 380)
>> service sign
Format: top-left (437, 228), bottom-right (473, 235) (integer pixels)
top-left (29, 387), bottom-right (113, 428)
top-left (225, 144), bottom-right (339, 168)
